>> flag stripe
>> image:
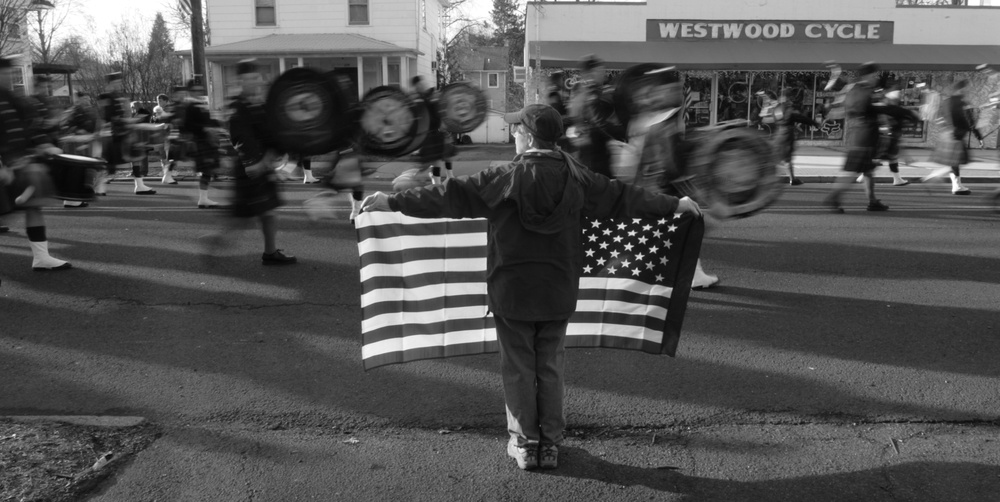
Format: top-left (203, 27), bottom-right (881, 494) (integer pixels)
top-left (359, 245), bottom-right (485, 267)
top-left (361, 271), bottom-right (487, 296)
top-left (361, 281), bottom-right (486, 308)
top-left (357, 233), bottom-right (486, 261)
top-left (360, 258), bottom-right (486, 282)
top-left (357, 215), bottom-right (486, 241)
top-left (362, 308), bottom-right (666, 346)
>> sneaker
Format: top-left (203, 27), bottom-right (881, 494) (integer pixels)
top-left (262, 249), bottom-right (297, 265)
top-left (866, 200), bottom-right (889, 211)
top-left (506, 439), bottom-right (538, 470)
top-left (539, 444), bottom-right (558, 469)
top-left (789, 178), bottom-right (804, 186)
top-left (952, 187), bottom-right (971, 195)
top-left (892, 179), bottom-right (910, 186)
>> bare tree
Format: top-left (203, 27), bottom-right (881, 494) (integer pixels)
top-left (28, 0), bottom-right (81, 64)
top-left (62, 34), bottom-right (110, 98)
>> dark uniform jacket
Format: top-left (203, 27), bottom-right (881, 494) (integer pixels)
top-left (227, 95), bottom-right (275, 175)
top-left (772, 102), bottom-right (818, 162)
top-left (387, 150), bottom-right (680, 321)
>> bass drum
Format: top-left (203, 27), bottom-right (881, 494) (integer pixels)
top-left (438, 82), bottom-right (488, 133)
top-left (680, 126), bottom-right (780, 219)
top-left (266, 67), bottom-right (352, 156)
top-left (357, 86), bottom-right (430, 158)
top-left (48, 154), bottom-right (107, 201)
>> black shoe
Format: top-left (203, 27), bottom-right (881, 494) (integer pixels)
top-left (824, 196), bottom-right (844, 214)
top-left (135, 190), bottom-right (157, 195)
top-left (0, 226), bottom-right (9, 233)
top-left (64, 202), bottom-right (89, 208)
top-left (867, 200), bottom-right (889, 211)
top-left (262, 249), bottom-right (297, 265)
top-left (789, 178), bottom-right (804, 186)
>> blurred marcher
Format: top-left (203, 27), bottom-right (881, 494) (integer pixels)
top-left (772, 88), bottom-right (821, 186)
top-left (98, 72), bottom-right (156, 195)
top-left (182, 78), bottom-right (223, 208)
top-left (412, 75), bottom-right (455, 185)
top-left (923, 79), bottom-right (984, 195)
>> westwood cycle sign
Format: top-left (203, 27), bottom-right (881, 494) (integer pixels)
top-left (646, 20), bottom-right (895, 43)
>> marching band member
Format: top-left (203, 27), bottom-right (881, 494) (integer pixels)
top-left (152, 93), bottom-right (178, 185)
top-left (567, 54), bottom-right (624, 178)
top-left (824, 62), bottom-right (889, 213)
top-left (181, 78), bottom-right (223, 208)
top-left (0, 57), bottom-right (70, 271)
top-left (206, 59), bottom-right (296, 265)
top-left (411, 75), bottom-right (455, 185)
top-left (30, 75), bottom-right (86, 209)
top-left (923, 79), bottom-right (984, 195)
top-left (875, 84), bottom-right (920, 186)
top-left (773, 88), bottom-right (821, 186)
top-left (98, 72), bottom-right (156, 195)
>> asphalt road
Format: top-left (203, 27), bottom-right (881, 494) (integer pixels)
top-left (1, 178), bottom-right (999, 501)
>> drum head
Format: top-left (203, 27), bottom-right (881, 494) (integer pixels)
top-left (266, 67), bottom-right (351, 156)
top-left (439, 82), bottom-right (488, 133)
top-left (53, 154), bottom-right (108, 166)
top-left (358, 86), bottom-right (430, 157)
top-left (690, 127), bottom-right (780, 219)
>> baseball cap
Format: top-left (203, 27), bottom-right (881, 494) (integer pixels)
top-left (503, 104), bottom-right (564, 143)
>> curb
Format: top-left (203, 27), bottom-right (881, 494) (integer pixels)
top-left (2, 415), bottom-right (147, 428)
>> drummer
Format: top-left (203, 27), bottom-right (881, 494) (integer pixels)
top-left (181, 77), bottom-right (223, 208)
top-left (202, 58), bottom-right (296, 265)
top-left (30, 75), bottom-right (85, 209)
top-left (97, 72), bottom-right (157, 195)
top-left (152, 93), bottom-right (178, 184)
top-left (411, 75), bottom-right (455, 185)
top-left (568, 55), bottom-right (623, 178)
top-left (0, 56), bottom-right (71, 271)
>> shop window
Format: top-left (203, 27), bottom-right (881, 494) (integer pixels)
top-left (896, 0), bottom-right (997, 6)
top-left (255, 0), bottom-right (275, 26)
top-left (349, 0), bottom-right (369, 25)
top-left (683, 76), bottom-right (712, 127)
top-left (488, 73), bottom-right (499, 88)
top-left (9, 66), bottom-right (25, 95)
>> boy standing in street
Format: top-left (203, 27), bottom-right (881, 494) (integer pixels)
top-left (361, 104), bottom-right (701, 470)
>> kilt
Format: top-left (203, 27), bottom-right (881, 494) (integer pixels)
top-left (231, 173), bottom-right (281, 218)
top-left (103, 135), bottom-right (129, 173)
top-left (842, 146), bottom-right (877, 173)
top-left (191, 137), bottom-right (221, 175)
top-left (417, 130), bottom-right (455, 163)
top-left (1, 162), bottom-right (57, 215)
top-left (929, 136), bottom-right (969, 167)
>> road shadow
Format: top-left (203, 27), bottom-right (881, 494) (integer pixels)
top-left (547, 448), bottom-right (999, 502)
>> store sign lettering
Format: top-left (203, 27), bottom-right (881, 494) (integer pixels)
top-left (646, 20), bottom-right (894, 43)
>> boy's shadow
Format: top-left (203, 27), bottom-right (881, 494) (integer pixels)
top-left (545, 447), bottom-right (998, 502)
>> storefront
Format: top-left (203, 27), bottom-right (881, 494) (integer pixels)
top-left (523, 0), bottom-right (1000, 147)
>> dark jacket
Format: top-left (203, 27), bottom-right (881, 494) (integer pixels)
top-left (772, 101), bottom-right (818, 161)
top-left (388, 150), bottom-right (680, 321)
top-left (943, 95), bottom-right (983, 141)
top-left (0, 88), bottom-right (47, 165)
top-left (227, 95), bottom-right (276, 175)
top-left (844, 81), bottom-right (880, 150)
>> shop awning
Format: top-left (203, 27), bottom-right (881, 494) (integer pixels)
top-left (205, 34), bottom-right (416, 58)
top-left (528, 41), bottom-right (1000, 71)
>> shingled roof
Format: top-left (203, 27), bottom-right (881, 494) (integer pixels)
top-left (454, 46), bottom-right (509, 72)
top-left (205, 34), bottom-right (414, 56)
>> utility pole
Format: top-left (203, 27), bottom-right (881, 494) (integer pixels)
top-left (191, 0), bottom-right (206, 79)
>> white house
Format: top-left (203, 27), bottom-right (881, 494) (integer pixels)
top-left (523, 0), bottom-right (1000, 147)
top-left (190, 0), bottom-right (447, 111)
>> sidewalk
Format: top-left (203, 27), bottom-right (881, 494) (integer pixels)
top-left (360, 145), bottom-right (1000, 186)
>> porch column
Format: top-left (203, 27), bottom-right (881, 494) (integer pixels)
top-left (710, 73), bottom-right (719, 125)
top-left (381, 56), bottom-right (389, 86)
top-left (357, 56), bottom-right (364, 100)
top-left (279, 58), bottom-right (286, 73)
top-left (297, 57), bottom-right (304, 68)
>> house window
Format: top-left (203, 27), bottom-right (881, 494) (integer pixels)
top-left (349, 0), bottom-right (369, 25)
top-left (255, 0), bottom-right (276, 26)
top-left (488, 73), bottom-right (499, 88)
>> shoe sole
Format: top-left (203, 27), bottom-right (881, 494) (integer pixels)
top-left (33, 263), bottom-right (72, 271)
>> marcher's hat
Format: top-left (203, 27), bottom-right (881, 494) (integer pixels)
top-left (106, 72), bottom-right (122, 83)
top-left (236, 59), bottom-right (258, 75)
top-left (0, 57), bottom-right (13, 69)
top-left (34, 74), bottom-right (51, 83)
top-left (857, 62), bottom-right (879, 76)
top-left (580, 54), bottom-right (603, 72)
top-left (171, 85), bottom-right (187, 93)
top-left (503, 104), bottom-right (564, 143)
top-left (187, 75), bottom-right (205, 92)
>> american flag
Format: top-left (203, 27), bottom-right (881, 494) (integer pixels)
top-left (357, 212), bottom-right (704, 370)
